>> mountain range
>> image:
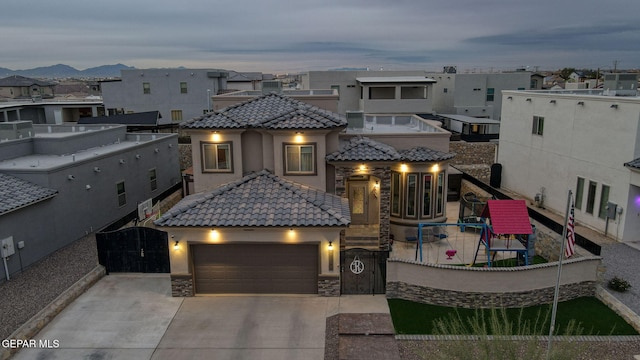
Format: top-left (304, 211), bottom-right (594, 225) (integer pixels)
top-left (0, 64), bottom-right (135, 79)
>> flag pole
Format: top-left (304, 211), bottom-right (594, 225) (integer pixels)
top-left (546, 189), bottom-right (572, 360)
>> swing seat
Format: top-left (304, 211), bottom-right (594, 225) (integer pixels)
top-left (445, 249), bottom-right (457, 259)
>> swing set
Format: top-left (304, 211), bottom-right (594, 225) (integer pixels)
top-left (413, 200), bottom-right (534, 267)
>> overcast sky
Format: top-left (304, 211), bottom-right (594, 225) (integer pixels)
top-left (2, 0), bottom-right (639, 73)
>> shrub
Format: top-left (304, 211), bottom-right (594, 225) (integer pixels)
top-left (608, 277), bottom-right (632, 292)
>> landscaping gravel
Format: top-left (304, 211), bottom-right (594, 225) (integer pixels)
top-left (0, 235), bottom-right (98, 340)
top-left (600, 242), bottom-right (640, 316)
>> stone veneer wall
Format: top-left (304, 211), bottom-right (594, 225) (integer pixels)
top-left (335, 166), bottom-right (391, 250)
top-left (318, 276), bottom-right (341, 297)
top-left (449, 142), bottom-right (496, 183)
top-left (386, 257), bottom-right (601, 308)
top-left (459, 179), bottom-right (493, 200)
top-left (387, 281), bottom-right (596, 309)
top-left (171, 274), bottom-right (194, 297)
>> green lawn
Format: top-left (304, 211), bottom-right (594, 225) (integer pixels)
top-left (388, 297), bottom-right (638, 336)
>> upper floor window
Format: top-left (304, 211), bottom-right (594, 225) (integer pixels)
top-left (284, 143), bottom-right (316, 175)
top-left (149, 168), bottom-right (158, 191)
top-left (486, 88), bottom-right (495, 102)
top-left (369, 87), bottom-right (395, 100)
top-left (180, 82), bottom-right (188, 94)
top-left (401, 86), bottom-right (426, 99)
top-left (116, 181), bottom-right (126, 207)
top-left (171, 110), bottom-right (183, 122)
top-left (598, 184), bottom-right (610, 219)
top-left (532, 116), bottom-right (544, 136)
top-left (201, 141), bottom-right (233, 173)
top-left (331, 85), bottom-right (340, 95)
top-left (143, 82), bottom-right (150, 94)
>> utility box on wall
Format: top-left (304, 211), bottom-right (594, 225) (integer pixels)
top-left (1, 236), bottom-right (15, 258)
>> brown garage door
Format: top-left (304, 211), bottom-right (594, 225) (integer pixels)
top-left (192, 243), bottom-right (318, 294)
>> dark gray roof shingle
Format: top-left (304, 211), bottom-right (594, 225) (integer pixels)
top-left (0, 173), bottom-right (58, 216)
top-left (326, 136), bottom-right (401, 161)
top-left (181, 93), bottom-right (346, 130)
top-left (326, 136), bottom-right (455, 162)
top-left (154, 170), bottom-right (350, 228)
top-left (625, 158), bottom-right (640, 170)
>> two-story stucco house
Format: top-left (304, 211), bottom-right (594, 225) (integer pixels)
top-left (155, 93), bottom-right (454, 297)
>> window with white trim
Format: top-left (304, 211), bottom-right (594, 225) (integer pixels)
top-left (586, 180), bottom-right (597, 214)
top-left (284, 143), bottom-right (315, 175)
top-left (201, 141), bottom-right (232, 172)
top-left (532, 116), bottom-right (544, 135)
top-left (598, 184), bottom-right (610, 219)
top-left (575, 177), bottom-right (585, 210)
top-left (149, 168), bottom-right (157, 191)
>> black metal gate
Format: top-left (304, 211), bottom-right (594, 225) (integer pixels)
top-left (340, 248), bottom-right (389, 294)
top-left (96, 227), bottom-right (170, 274)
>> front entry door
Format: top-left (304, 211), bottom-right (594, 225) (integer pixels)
top-left (349, 181), bottom-right (369, 225)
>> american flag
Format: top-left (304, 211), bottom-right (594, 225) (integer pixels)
top-left (565, 197), bottom-right (576, 258)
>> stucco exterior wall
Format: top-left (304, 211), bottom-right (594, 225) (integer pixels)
top-left (498, 91), bottom-right (640, 242)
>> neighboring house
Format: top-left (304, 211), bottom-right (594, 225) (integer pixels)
top-left (0, 121), bottom-right (181, 280)
top-left (498, 84), bottom-right (640, 243)
top-left (569, 71), bottom-right (588, 83)
top-left (0, 100), bottom-right (105, 124)
top-left (0, 75), bottom-right (56, 100)
top-left (155, 93), bottom-right (455, 297)
top-left (100, 69), bottom-right (229, 124)
top-left (301, 70), bottom-right (532, 120)
top-left (78, 111), bottom-right (174, 132)
top-left (225, 71), bottom-right (274, 91)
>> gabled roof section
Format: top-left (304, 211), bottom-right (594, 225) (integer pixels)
top-left (624, 158), bottom-right (640, 170)
top-left (0, 173), bottom-right (58, 216)
top-left (78, 111), bottom-right (160, 126)
top-left (181, 93), bottom-right (346, 130)
top-left (0, 75), bottom-right (56, 87)
top-left (399, 147), bottom-right (455, 162)
top-left (154, 170), bottom-right (351, 228)
top-left (326, 136), bottom-right (401, 161)
top-left (480, 200), bottom-right (532, 234)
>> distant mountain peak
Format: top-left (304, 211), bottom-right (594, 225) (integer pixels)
top-left (0, 64), bottom-right (135, 79)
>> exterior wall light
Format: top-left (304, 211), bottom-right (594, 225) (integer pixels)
top-left (328, 241), bottom-right (334, 271)
top-left (173, 240), bottom-right (179, 250)
top-left (432, 164), bottom-right (440, 173)
top-left (400, 163), bottom-right (408, 173)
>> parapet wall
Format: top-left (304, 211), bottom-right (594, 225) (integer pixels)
top-left (386, 257), bottom-right (600, 308)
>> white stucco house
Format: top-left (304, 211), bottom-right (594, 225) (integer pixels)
top-left (498, 86), bottom-right (640, 243)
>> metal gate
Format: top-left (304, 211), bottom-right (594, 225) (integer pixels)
top-left (340, 248), bottom-right (389, 294)
top-left (96, 227), bottom-right (170, 274)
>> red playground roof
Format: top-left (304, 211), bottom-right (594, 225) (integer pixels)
top-left (480, 199), bottom-right (533, 234)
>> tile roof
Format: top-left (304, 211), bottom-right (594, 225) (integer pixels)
top-left (480, 200), bottom-right (533, 235)
top-left (0, 173), bottom-right (58, 216)
top-left (398, 147), bottom-right (456, 162)
top-left (181, 93), bottom-right (346, 130)
top-left (326, 136), bottom-right (455, 162)
top-left (0, 75), bottom-right (56, 87)
top-left (326, 136), bottom-right (401, 161)
top-left (154, 170), bottom-right (351, 228)
top-left (624, 158), bottom-right (640, 170)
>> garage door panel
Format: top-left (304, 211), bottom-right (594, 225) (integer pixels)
top-left (192, 244), bottom-right (318, 294)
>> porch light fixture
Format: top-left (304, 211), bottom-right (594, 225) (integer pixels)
top-left (294, 132), bottom-right (304, 143)
top-left (211, 131), bottom-right (221, 142)
top-left (328, 241), bottom-right (334, 271)
top-left (359, 164), bottom-right (367, 172)
top-left (328, 241), bottom-right (333, 251)
top-left (173, 240), bottom-right (179, 250)
top-left (400, 163), bottom-right (408, 173)
top-left (431, 164), bottom-right (440, 173)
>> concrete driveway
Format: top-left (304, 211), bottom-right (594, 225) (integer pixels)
top-left (12, 274), bottom-right (388, 360)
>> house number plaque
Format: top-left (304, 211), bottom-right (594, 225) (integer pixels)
top-left (350, 256), bottom-right (364, 274)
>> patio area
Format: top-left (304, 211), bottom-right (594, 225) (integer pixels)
top-left (389, 201), bottom-right (525, 266)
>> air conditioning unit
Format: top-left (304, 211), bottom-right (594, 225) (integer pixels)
top-left (346, 111), bottom-right (364, 129)
top-left (261, 80), bottom-right (283, 95)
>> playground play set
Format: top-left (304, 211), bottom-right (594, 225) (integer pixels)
top-left (410, 198), bottom-right (535, 267)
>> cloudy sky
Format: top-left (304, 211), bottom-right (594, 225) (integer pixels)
top-left (2, 0), bottom-right (639, 73)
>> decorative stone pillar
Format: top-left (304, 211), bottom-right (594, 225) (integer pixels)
top-left (170, 274), bottom-right (194, 297)
top-left (373, 166), bottom-right (391, 250)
